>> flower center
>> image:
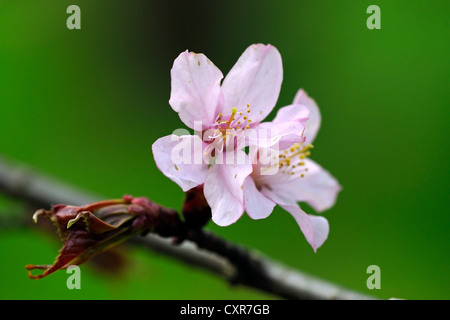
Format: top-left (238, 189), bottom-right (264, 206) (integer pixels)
top-left (203, 104), bottom-right (254, 160)
top-left (257, 142), bottom-right (312, 179)
top-left (216, 104), bottom-right (253, 135)
top-left (278, 143), bottom-right (313, 178)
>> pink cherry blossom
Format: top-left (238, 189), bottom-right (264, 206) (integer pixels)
top-left (243, 90), bottom-right (341, 252)
top-left (152, 44), bottom-right (308, 226)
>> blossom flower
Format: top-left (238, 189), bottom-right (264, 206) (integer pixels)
top-left (243, 90), bottom-right (342, 251)
top-left (152, 44), bottom-right (309, 226)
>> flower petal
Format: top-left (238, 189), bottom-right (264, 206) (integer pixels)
top-left (204, 152), bottom-right (253, 226)
top-left (256, 103), bottom-right (309, 150)
top-left (243, 176), bottom-right (276, 220)
top-left (293, 159), bottom-right (341, 212)
top-left (169, 50), bottom-right (224, 130)
top-left (293, 89), bottom-right (321, 144)
top-left (243, 124), bottom-right (303, 154)
top-left (221, 44), bottom-right (283, 123)
top-left (263, 158), bottom-right (341, 212)
top-left (280, 204), bottom-right (329, 252)
top-left (152, 134), bottom-right (208, 192)
top-left (259, 189), bottom-right (329, 251)
top-left (272, 103), bottom-right (310, 125)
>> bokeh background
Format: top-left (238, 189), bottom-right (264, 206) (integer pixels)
top-left (0, 0), bottom-right (449, 300)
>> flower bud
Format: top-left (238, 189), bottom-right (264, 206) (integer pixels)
top-left (26, 195), bottom-right (182, 279)
top-left (182, 185), bottom-right (211, 229)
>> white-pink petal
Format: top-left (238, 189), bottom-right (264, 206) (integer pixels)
top-left (204, 152), bottom-right (253, 226)
top-left (152, 134), bottom-right (208, 192)
top-left (259, 188), bottom-right (329, 251)
top-left (264, 158), bottom-right (341, 213)
top-left (292, 158), bottom-right (341, 212)
top-left (280, 204), bottom-right (329, 252)
top-left (221, 44), bottom-right (283, 123)
top-left (293, 89), bottom-right (321, 145)
top-left (272, 103), bottom-right (310, 125)
top-left (243, 177), bottom-right (276, 220)
top-left (169, 50), bottom-right (224, 130)
top-left (257, 103), bottom-right (310, 150)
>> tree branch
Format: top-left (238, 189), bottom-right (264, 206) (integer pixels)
top-left (0, 156), bottom-right (376, 300)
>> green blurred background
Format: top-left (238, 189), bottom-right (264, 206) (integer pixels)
top-left (0, 0), bottom-right (448, 300)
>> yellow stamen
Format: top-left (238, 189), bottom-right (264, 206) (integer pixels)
top-left (278, 143), bottom-right (313, 169)
top-left (225, 108), bottom-right (238, 130)
top-left (260, 143), bottom-right (312, 178)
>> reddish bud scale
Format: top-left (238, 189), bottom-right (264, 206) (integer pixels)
top-left (182, 185), bottom-right (212, 229)
top-left (26, 195), bottom-right (184, 279)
